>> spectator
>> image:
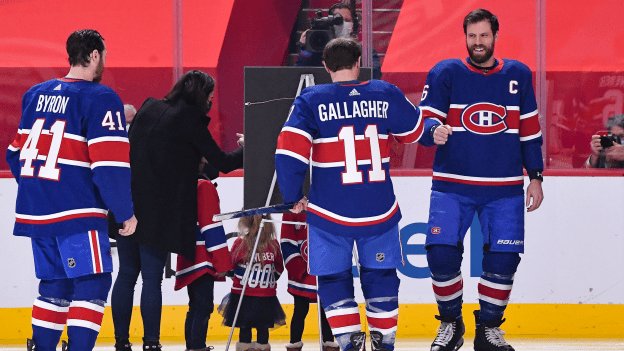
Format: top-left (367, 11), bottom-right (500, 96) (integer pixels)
top-left (586, 114), bottom-right (624, 168)
top-left (295, 2), bottom-right (382, 79)
top-left (123, 104), bottom-right (137, 127)
top-left (111, 70), bottom-right (243, 351)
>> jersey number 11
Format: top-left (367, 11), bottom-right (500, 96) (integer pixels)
top-left (338, 125), bottom-right (386, 184)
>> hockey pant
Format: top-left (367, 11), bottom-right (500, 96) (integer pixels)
top-left (31, 273), bottom-right (112, 351)
top-left (318, 267), bottom-right (399, 351)
top-left (427, 245), bottom-right (520, 323)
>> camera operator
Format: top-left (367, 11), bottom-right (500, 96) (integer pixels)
top-left (586, 114), bottom-right (624, 168)
top-left (295, 2), bottom-right (382, 79)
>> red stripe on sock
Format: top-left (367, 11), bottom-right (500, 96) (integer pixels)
top-left (367, 316), bottom-right (397, 330)
top-left (432, 279), bottom-right (463, 297)
top-left (32, 305), bottom-right (68, 324)
top-left (478, 284), bottom-right (512, 301)
top-left (327, 313), bottom-right (361, 329)
top-left (68, 307), bottom-right (104, 326)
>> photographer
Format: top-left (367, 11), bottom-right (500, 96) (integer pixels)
top-left (295, 2), bottom-right (382, 79)
top-left (586, 114), bottom-right (624, 168)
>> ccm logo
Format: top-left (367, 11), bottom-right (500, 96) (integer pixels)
top-left (431, 227), bottom-right (441, 234)
top-left (497, 239), bottom-right (524, 245)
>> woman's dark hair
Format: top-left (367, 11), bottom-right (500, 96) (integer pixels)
top-left (322, 38), bottom-right (361, 72)
top-left (66, 29), bottom-right (105, 67)
top-left (164, 70), bottom-right (216, 114)
top-left (463, 9), bottom-right (499, 35)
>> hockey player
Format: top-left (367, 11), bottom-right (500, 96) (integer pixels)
top-left (275, 38), bottom-right (424, 351)
top-left (417, 9), bottom-right (544, 351)
top-left (6, 29), bottom-right (137, 351)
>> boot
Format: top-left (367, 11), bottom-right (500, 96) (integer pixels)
top-left (349, 331), bottom-right (366, 351)
top-left (115, 338), bottom-right (133, 351)
top-left (430, 315), bottom-right (465, 351)
top-left (323, 341), bottom-right (340, 351)
top-left (236, 342), bottom-right (256, 351)
top-left (27, 339), bottom-right (37, 351)
top-left (143, 339), bottom-right (162, 350)
top-left (473, 310), bottom-right (514, 351)
top-left (61, 341), bottom-right (68, 351)
top-left (369, 331), bottom-right (390, 351)
top-left (285, 341), bottom-right (303, 351)
top-left (256, 343), bottom-right (271, 351)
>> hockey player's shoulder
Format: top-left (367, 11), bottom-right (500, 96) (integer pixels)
top-left (431, 59), bottom-right (463, 72)
top-left (501, 59), bottom-right (532, 74)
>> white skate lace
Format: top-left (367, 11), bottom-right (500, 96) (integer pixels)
top-left (433, 321), bottom-right (455, 346)
top-left (484, 327), bottom-right (510, 347)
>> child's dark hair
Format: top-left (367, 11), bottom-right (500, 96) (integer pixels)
top-left (235, 214), bottom-right (278, 264)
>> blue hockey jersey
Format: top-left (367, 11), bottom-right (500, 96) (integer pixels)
top-left (275, 80), bottom-right (424, 237)
top-left (6, 77), bottom-right (134, 238)
top-left (418, 58), bottom-right (544, 197)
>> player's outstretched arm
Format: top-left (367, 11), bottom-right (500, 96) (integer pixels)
top-left (526, 179), bottom-right (544, 212)
top-left (119, 215), bottom-right (138, 236)
top-left (433, 125), bottom-right (453, 145)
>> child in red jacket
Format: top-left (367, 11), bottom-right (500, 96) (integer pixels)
top-left (220, 214), bottom-right (286, 351)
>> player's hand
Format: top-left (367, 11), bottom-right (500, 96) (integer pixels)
top-left (606, 143), bottom-right (624, 161)
top-left (291, 197), bottom-right (308, 213)
top-left (590, 134), bottom-right (603, 155)
top-left (526, 179), bottom-right (543, 212)
top-left (300, 30), bottom-right (309, 44)
top-left (433, 125), bottom-right (453, 145)
top-left (119, 215), bottom-right (138, 236)
top-left (236, 133), bottom-right (244, 147)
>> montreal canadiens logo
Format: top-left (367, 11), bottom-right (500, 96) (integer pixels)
top-left (461, 102), bottom-right (508, 135)
top-left (301, 240), bottom-right (309, 262)
top-left (431, 227), bottom-right (441, 234)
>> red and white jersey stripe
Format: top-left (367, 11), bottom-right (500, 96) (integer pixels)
top-left (307, 199), bottom-right (399, 227)
top-left (66, 301), bottom-right (105, 332)
top-left (325, 307), bottom-right (362, 335)
top-left (276, 126), bottom-right (312, 164)
top-left (32, 299), bottom-right (69, 331)
top-left (478, 278), bottom-right (513, 306)
top-left (432, 274), bottom-right (464, 302)
top-left (15, 208), bottom-right (108, 224)
top-left (432, 172), bottom-right (524, 186)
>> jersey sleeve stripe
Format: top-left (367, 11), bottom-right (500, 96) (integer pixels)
top-left (58, 159), bottom-right (91, 168)
top-left (64, 133), bottom-right (87, 142)
top-left (87, 136), bottom-right (129, 145)
top-left (200, 222), bottom-right (222, 233)
top-left (519, 114), bottom-right (542, 137)
top-left (392, 108), bottom-right (424, 144)
top-left (307, 200), bottom-right (398, 226)
top-left (277, 130), bottom-right (312, 160)
top-left (206, 242), bottom-right (228, 252)
top-left (275, 149), bottom-right (310, 164)
top-left (281, 126), bottom-right (312, 142)
top-left (91, 161), bottom-right (131, 169)
top-left (8, 144), bottom-right (20, 152)
top-left (520, 131), bottom-right (542, 142)
top-left (520, 110), bottom-right (539, 120)
top-left (88, 141), bottom-right (130, 163)
top-left (420, 106), bottom-right (448, 118)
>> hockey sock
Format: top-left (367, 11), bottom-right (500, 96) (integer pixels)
top-left (32, 279), bottom-right (73, 351)
top-left (360, 267), bottom-right (399, 351)
top-left (427, 245), bottom-right (464, 318)
top-left (318, 269), bottom-right (360, 351)
top-left (478, 251), bottom-right (521, 323)
top-left (66, 273), bottom-right (111, 350)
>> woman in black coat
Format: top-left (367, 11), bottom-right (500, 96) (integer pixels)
top-left (111, 70), bottom-right (243, 351)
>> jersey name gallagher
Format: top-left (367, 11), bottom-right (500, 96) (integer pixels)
top-left (318, 100), bottom-right (389, 121)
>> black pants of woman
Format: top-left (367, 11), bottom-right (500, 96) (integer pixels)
top-left (291, 295), bottom-right (334, 343)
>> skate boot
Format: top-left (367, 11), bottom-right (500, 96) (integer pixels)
top-left (285, 341), bottom-right (303, 351)
top-left (473, 310), bottom-right (514, 351)
top-left (27, 339), bottom-right (37, 351)
top-left (323, 341), bottom-right (340, 351)
top-left (369, 331), bottom-right (391, 351)
top-left (143, 339), bottom-right (162, 350)
top-left (61, 340), bottom-right (68, 351)
top-left (349, 331), bottom-right (366, 351)
top-left (430, 315), bottom-right (465, 351)
top-left (115, 338), bottom-right (133, 351)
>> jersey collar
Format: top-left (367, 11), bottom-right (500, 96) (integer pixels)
top-left (335, 80), bottom-right (370, 86)
top-left (462, 58), bottom-right (504, 76)
top-left (57, 77), bottom-right (87, 82)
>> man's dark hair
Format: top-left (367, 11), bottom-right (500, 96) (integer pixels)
top-left (606, 114), bottom-right (624, 131)
top-left (463, 9), bottom-right (499, 35)
top-left (164, 70), bottom-right (216, 114)
top-left (322, 38), bottom-right (361, 72)
top-left (329, 2), bottom-right (352, 16)
top-left (66, 29), bottom-right (105, 67)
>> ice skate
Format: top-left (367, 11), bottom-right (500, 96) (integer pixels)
top-left (26, 339), bottom-right (36, 351)
top-left (369, 331), bottom-right (390, 351)
top-left (349, 331), bottom-right (366, 351)
top-left (473, 310), bottom-right (514, 351)
top-left (430, 315), bottom-right (465, 351)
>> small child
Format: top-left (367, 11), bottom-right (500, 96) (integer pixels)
top-left (281, 213), bottom-right (339, 351)
top-left (219, 214), bottom-right (286, 351)
top-left (175, 177), bottom-right (233, 351)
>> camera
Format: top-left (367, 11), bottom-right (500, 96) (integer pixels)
top-left (304, 10), bottom-right (344, 53)
top-left (600, 133), bottom-right (622, 148)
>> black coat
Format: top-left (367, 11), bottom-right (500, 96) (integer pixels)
top-left (128, 97), bottom-right (243, 260)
